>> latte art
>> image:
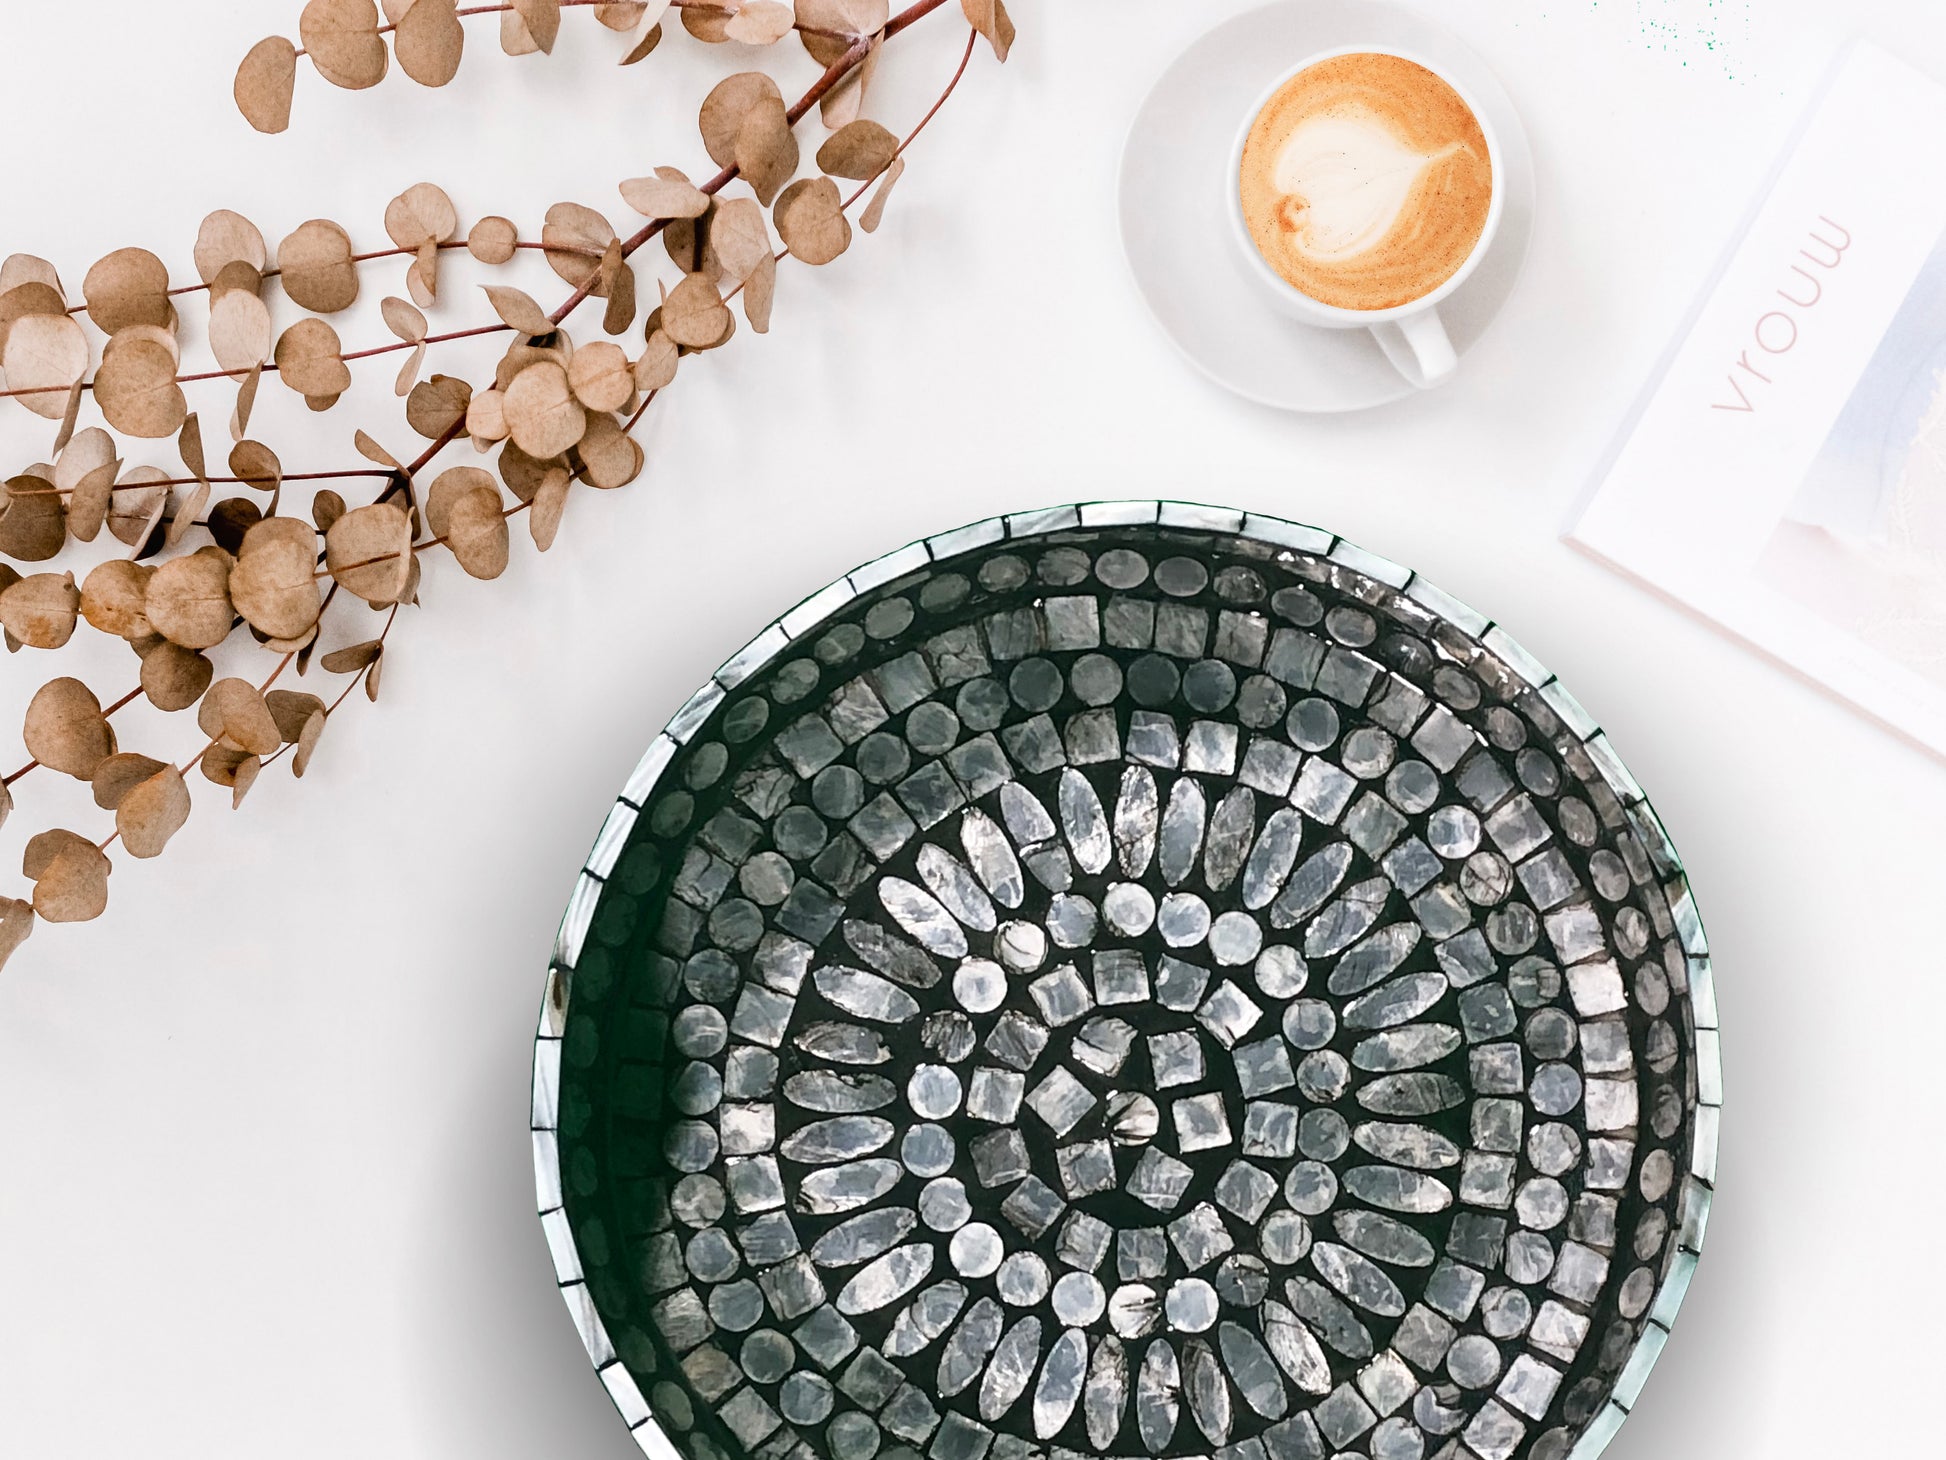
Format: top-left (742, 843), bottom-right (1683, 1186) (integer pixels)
top-left (1239, 53), bottom-right (1493, 312)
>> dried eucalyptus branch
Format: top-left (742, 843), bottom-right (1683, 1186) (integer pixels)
top-left (235, 0), bottom-right (994, 134)
top-left (0, 0), bottom-right (1014, 968)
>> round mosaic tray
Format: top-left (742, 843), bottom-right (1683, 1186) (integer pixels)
top-left (532, 503), bottom-right (1720, 1460)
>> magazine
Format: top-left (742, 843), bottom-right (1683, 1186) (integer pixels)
top-left (1568, 40), bottom-right (1946, 758)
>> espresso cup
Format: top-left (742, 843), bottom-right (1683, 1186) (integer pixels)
top-left (1228, 47), bottom-right (1505, 389)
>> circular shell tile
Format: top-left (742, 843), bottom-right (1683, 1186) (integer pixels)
top-left (538, 506), bottom-right (1719, 1460)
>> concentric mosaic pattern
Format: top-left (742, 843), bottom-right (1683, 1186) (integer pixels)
top-left (534, 505), bottom-right (1719, 1460)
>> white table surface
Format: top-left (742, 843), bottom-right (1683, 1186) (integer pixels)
top-left (3, 1), bottom-right (1941, 1455)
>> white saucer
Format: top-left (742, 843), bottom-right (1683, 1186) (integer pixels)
top-left (1118, 0), bottom-right (1537, 413)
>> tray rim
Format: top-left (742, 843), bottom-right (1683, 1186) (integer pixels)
top-left (530, 499), bottom-right (1722, 1460)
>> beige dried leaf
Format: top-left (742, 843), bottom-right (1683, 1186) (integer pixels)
top-left (127, 490), bottom-right (169, 559)
top-left (107, 468), bottom-right (170, 548)
top-left (180, 414), bottom-right (209, 486)
top-left (0, 476), bottom-right (66, 561)
top-left (775, 176), bottom-right (852, 264)
top-left (819, 119), bottom-right (900, 180)
top-left (595, 2), bottom-right (648, 31)
top-left (425, 466), bottom-right (496, 537)
top-left (103, 321), bottom-right (181, 367)
top-left (394, 340), bottom-right (427, 397)
top-left (504, 361), bottom-right (587, 458)
top-left (235, 36), bottom-right (298, 133)
top-left (266, 690), bottom-right (328, 743)
top-left (231, 363), bottom-right (263, 443)
top-left (820, 38), bottom-right (878, 128)
top-left (208, 289), bottom-right (272, 375)
top-left (542, 203), bottom-right (619, 292)
top-left (52, 378), bottom-right (85, 456)
top-left (230, 516), bottom-right (322, 640)
top-left (118, 765), bottom-right (191, 859)
top-left (0, 897), bottom-right (30, 969)
top-left (384, 182), bottom-right (458, 250)
top-left (860, 154), bottom-right (905, 232)
top-left (662, 271), bottom-right (731, 348)
top-left (194, 211), bottom-right (268, 284)
top-left (80, 560), bottom-right (155, 639)
top-left (230, 754), bottom-right (262, 809)
top-left (514, 0), bottom-right (562, 51)
top-left (301, 0), bottom-right (390, 90)
top-left (483, 284), bottom-right (553, 337)
top-left (573, 411), bottom-right (643, 489)
top-left (198, 678), bottom-right (283, 756)
top-left (68, 461), bottom-right (119, 543)
top-left (800, 0), bottom-right (889, 36)
top-left (744, 249), bottom-right (777, 332)
top-left (603, 253), bottom-right (638, 336)
top-left (28, 834), bottom-right (110, 924)
top-left (319, 639), bottom-right (382, 674)
top-left (198, 744), bottom-right (254, 789)
top-left (407, 238), bottom-right (440, 309)
top-left (701, 72), bottom-right (784, 170)
top-left (162, 482), bottom-right (209, 551)
top-left (0, 571), bottom-right (80, 649)
top-left (207, 496), bottom-right (264, 554)
top-left (395, 0), bottom-right (465, 85)
top-left (799, 0), bottom-right (886, 65)
top-left (230, 440), bottom-right (284, 493)
top-left (325, 503), bottom-right (413, 604)
top-left (278, 219), bottom-right (359, 313)
top-left (0, 254), bottom-right (62, 295)
top-left (407, 374), bottom-right (472, 438)
top-left (92, 753), bottom-right (167, 811)
top-left (447, 485), bottom-right (511, 579)
top-left (500, 7), bottom-right (540, 56)
top-left (92, 339), bottom-right (186, 438)
top-left (381, 295), bottom-right (429, 344)
top-left (619, 172), bottom-right (711, 220)
top-left (139, 642), bottom-right (213, 711)
top-left (681, 4), bottom-right (733, 43)
top-left (961, 0), bottom-right (1014, 61)
top-left (354, 430), bottom-right (403, 470)
top-left (273, 318), bottom-right (351, 398)
top-left (464, 387), bottom-right (509, 443)
top-left (3, 313), bottom-right (89, 421)
top-left (620, 20), bottom-right (665, 64)
top-left (531, 468), bottom-right (571, 551)
top-left (293, 708), bottom-right (327, 777)
top-left (710, 197), bottom-right (773, 282)
top-left (145, 546), bottom-right (235, 650)
top-left (24, 678), bottom-right (115, 779)
top-left (210, 260), bottom-right (266, 301)
top-left (24, 829), bottom-right (86, 881)
top-left (54, 425), bottom-right (114, 490)
top-left (496, 442), bottom-right (551, 502)
top-left (0, 280), bottom-right (66, 363)
top-left (467, 216), bottom-right (518, 264)
top-left (635, 330), bottom-right (679, 391)
top-left (727, 0), bottom-right (795, 45)
top-left (567, 341), bottom-right (633, 413)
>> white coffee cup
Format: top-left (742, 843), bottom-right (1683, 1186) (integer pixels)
top-left (1227, 46), bottom-right (1505, 389)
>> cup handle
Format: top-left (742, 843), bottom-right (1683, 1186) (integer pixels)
top-left (1374, 308), bottom-right (1458, 389)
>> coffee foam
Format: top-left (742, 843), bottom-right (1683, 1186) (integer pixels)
top-left (1239, 53), bottom-right (1493, 312)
